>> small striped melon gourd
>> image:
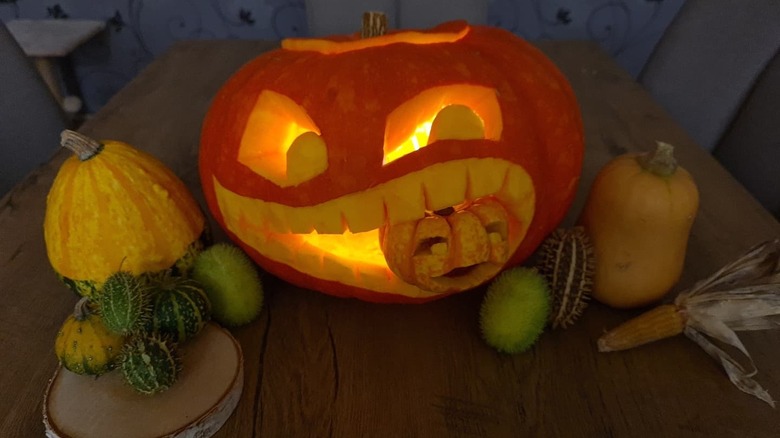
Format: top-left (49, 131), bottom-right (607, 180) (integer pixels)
top-left (54, 297), bottom-right (125, 375)
top-left (146, 277), bottom-right (211, 343)
top-left (121, 335), bottom-right (181, 395)
top-left (44, 130), bottom-right (207, 299)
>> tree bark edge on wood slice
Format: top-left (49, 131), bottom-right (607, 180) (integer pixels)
top-left (42, 323), bottom-right (244, 438)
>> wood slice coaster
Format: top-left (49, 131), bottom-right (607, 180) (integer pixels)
top-left (43, 323), bottom-right (243, 438)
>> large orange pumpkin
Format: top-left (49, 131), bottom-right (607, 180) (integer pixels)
top-left (199, 20), bottom-right (583, 303)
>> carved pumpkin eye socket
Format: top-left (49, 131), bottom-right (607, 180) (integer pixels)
top-left (238, 90), bottom-right (327, 187)
top-left (382, 85), bottom-right (503, 165)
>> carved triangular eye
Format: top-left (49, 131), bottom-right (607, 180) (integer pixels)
top-left (238, 90), bottom-right (327, 187)
top-left (382, 85), bottom-right (502, 166)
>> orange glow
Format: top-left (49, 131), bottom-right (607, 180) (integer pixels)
top-left (382, 120), bottom-right (434, 165)
top-left (282, 26), bottom-right (470, 54)
top-left (238, 90), bottom-right (321, 186)
top-left (383, 85), bottom-right (502, 165)
top-left (298, 229), bottom-right (387, 268)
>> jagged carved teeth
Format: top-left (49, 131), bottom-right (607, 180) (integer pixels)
top-left (212, 158), bottom-right (534, 294)
top-left (215, 158), bottom-right (534, 236)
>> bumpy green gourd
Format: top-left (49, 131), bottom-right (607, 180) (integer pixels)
top-left (99, 271), bottom-right (149, 335)
top-left (146, 277), bottom-right (211, 343)
top-left (121, 335), bottom-right (181, 395)
top-left (480, 267), bottom-right (551, 354)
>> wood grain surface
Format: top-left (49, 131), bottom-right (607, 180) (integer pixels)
top-left (1, 40), bottom-right (779, 438)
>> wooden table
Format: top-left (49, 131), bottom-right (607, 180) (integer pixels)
top-left (2, 40), bottom-right (779, 437)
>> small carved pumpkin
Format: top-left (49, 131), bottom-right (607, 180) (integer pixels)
top-left (199, 18), bottom-right (583, 302)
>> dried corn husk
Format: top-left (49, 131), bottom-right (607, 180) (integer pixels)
top-left (600, 239), bottom-right (780, 407)
top-left (676, 239), bottom-right (780, 407)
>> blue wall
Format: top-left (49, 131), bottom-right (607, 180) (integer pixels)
top-left (0, 0), bottom-right (684, 113)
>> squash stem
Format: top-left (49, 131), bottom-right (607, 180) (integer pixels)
top-left (638, 141), bottom-right (678, 177)
top-left (60, 129), bottom-right (103, 161)
top-left (73, 296), bottom-right (91, 321)
top-left (361, 11), bottom-right (387, 38)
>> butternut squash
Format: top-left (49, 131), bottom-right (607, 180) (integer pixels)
top-left (579, 142), bottom-right (699, 308)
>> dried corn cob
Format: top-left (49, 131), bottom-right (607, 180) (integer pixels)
top-left (597, 304), bottom-right (687, 352)
top-left (597, 239), bottom-right (780, 407)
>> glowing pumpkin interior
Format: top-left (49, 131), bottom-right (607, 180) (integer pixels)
top-left (202, 20), bottom-right (583, 302)
top-left (214, 76), bottom-right (534, 299)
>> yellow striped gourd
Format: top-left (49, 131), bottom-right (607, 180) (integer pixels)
top-left (44, 130), bottom-right (207, 298)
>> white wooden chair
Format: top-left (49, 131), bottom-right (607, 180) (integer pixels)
top-left (639, 0), bottom-right (780, 216)
top-left (0, 20), bottom-right (67, 197)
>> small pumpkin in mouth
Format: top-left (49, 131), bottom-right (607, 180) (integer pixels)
top-left (199, 16), bottom-right (584, 302)
top-left (380, 198), bottom-right (512, 293)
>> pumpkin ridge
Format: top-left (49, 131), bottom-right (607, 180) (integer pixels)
top-left (111, 144), bottom-right (205, 234)
top-left (61, 166), bottom-right (80, 251)
top-left (99, 157), bottom-right (170, 272)
top-left (111, 142), bottom-right (205, 233)
top-left (48, 159), bottom-right (79, 256)
top-left (52, 157), bottom-right (114, 278)
top-left (99, 154), bottom-right (194, 275)
top-left (127, 158), bottom-right (185, 249)
top-left (82, 162), bottom-right (105, 269)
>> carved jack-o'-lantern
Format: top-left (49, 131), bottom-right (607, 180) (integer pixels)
top-left (199, 17), bottom-right (583, 303)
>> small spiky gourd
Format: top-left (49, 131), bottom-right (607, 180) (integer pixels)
top-left (192, 243), bottom-right (263, 327)
top-left (146, 277), bottom-right (211, 343)
top-left (121, 335), bottom-right (181, 395)
top-left (99, 271), bottom-right (149, 335)
top-left (480, 267), bottom-right (550, 354)
top-left (537, 227), bottom-right (594, 329)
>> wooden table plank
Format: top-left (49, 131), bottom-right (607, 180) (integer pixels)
top-left (1, 39), bottom-right (778, 438)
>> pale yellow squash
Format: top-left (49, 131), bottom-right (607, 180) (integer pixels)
top-left (579, 142), bottom-right (699, 309)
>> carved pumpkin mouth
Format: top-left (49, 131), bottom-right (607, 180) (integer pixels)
top-left (213, 158), bottom-right (535, 299)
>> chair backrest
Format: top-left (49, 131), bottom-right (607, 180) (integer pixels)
top-left (713, 50), bottom-right (780, 217)
top-left (639, 0), bottom-right (780, 217)
top-left (639, 0), bottom-right (780, 152)
top-left (0, 20), bottom-right (67, 197)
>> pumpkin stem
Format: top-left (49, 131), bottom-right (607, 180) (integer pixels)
top-left (361, 11), bottom-right (387, 38)
top-left (73, 296), bottom-right (92, 321)
top-left (61, 129), bottom-right (104, 161)
top-left (638, 141), bottom-right (678, 177)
